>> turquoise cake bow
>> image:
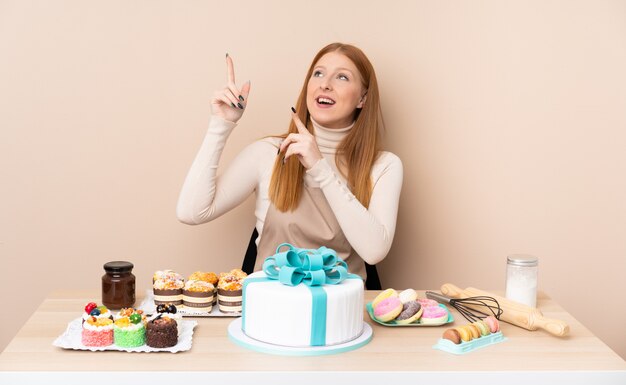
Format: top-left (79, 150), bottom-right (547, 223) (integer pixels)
top-left (262, 243), bottom-right (349, 287)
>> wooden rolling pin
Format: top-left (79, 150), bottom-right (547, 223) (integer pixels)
top-left (441, 283), bottom-right (570, 337)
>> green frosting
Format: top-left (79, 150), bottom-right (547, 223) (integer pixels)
top-left (114, 325), bottom-right (146, 347)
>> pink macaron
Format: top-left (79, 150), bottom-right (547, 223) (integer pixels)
top-left (483, 315), bottom-right (500, 333)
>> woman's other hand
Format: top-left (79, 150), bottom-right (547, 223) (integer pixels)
top-left (210, 54), bottom-right (251, 123)
top-left (279, 108), bottom-right (323, 169)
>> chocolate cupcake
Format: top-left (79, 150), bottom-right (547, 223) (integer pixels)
top-left (146, 315), bottom-right (178, 348)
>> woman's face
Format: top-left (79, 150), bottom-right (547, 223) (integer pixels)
top-left (306, 51), bottom-right (366, 129)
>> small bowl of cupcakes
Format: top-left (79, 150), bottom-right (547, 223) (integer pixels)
top-left (367, 288), bottom-right (453, 326)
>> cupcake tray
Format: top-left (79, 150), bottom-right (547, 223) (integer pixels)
top-left (139, 290), bottom-right (241, 317)
top-left (366, 303), bottom-right (454, 327)
top-left (52, 318), bottom-right (198, 353)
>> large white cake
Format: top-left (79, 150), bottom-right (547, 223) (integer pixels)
top-left (241, 271), bottom-right (364, 347)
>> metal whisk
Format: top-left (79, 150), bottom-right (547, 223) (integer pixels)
top-left (426, 291), bottom-right (503, 322)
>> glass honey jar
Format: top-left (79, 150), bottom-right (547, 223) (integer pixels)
top-left (102, 261), bottom-right (136, 309)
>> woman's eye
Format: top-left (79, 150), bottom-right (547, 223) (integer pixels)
top-left (338, 74), bottom-right (349, 81)
top-left (313, 71), bottom-right (323, 77)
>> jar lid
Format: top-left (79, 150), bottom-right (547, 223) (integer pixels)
top-left (103, 261), bottom-right (134, 273)
top-left (507, 254), bottom-right (538, 266)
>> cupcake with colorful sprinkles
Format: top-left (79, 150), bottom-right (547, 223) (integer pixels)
top-left (113, 313), bottom-right (146, 348)
top-left (81, 316), bottom-right (113, 347)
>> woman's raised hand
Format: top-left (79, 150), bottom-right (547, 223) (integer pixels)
top-left (279, 108), bottom-right (323, 170)
top-left (211, 54), bottom-right (251, 123)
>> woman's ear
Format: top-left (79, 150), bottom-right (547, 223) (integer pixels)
top-left (357, 93), bottom-right (367, 109)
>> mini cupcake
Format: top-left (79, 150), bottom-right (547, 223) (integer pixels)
top-left (183, 279), bottom-right (214, 312)
top-left (217, 271), bottom-right (247, 313)
top-left (153, 270), bottom-right (184, 307)
top-left (189, 271), bottom-right (219, 305)
top-left (81, 316), bottom-right (113, 347)
top-left (82, 302), bottom-right (113, 325)
top-left (113, 314), bottom-right (146, 348)
top-left (146, 315), bottom-right (178, 348)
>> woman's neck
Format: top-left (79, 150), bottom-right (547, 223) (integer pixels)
top-left (310, 118), bottom-right (354, 155)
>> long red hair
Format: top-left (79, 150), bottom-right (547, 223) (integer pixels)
top-left (269, 43), bottom-right (383, 211)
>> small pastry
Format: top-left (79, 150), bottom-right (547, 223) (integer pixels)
top-left (113, 316), bottom-right (146, 348)
top-left (372, 288), bottom-right (398, 308)
top-left (373, 297), bottom-right (403, 322)
top-left (395, 300), bottom-right (423, 325)
top-left (81, 316), bottom-right (113, 347)
top-left (466, 323), bottom-right (481, 339)
top-left (420, 305), bottom-right (449, 325)
top-left (483, 316), bottom-right (500, 333)
top-left (455, 326), bottom-right (473, 342)
top-left (398, 289), bottom-right (418, 304)
top-left (146, 315), bottom-right (178, 348)
top-left (473, 320), bottom-right (491, 336)
top-left (442, 328), bottom-right (461, 344)
top-left (417, 298), bottom-right (440, 308)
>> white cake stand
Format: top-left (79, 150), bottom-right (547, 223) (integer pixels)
top-left (227, 318), bottom-right (373, 356)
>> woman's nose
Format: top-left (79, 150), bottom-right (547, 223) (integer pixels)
top-left (320, 79), bottom-right (332, 91)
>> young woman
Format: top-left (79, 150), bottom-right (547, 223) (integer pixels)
top-left (177, 43), bottom-right (403, 281)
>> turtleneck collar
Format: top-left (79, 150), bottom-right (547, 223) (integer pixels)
top-left (310, 117), bottom-right (354, 155)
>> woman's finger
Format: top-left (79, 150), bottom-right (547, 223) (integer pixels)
top-left (279, 133), bottom-right (306, 154)
top-left (226, 53), bottom-right (236, 85)
top-left (223, 87), bottom-right (243, 109)
top-left (240, 81), bottom-right (251, 102)
top-left (290, 107), bottom-right (309, 135)
top-left (227, 84), bottom-right (244, 108)
top-left (213, 92), bottom-right (237, 109)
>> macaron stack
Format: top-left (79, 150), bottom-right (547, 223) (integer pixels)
top-left (441, 315), bottom-right (500, 344)
top-left (372, 288), bottom-right (449, 325)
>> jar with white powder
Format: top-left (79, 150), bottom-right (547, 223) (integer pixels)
top-left (505, 254), bottom-right (538, 308)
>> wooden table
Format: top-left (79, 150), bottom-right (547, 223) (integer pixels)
top-left (1, 290), bottom-right (625, 385)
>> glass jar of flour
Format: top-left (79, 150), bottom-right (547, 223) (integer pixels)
top-left (505, 254), bottom-right (538, 308)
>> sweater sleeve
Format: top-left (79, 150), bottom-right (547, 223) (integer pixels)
top-left (176, 116), bottom-right (261, 225)
top-left (306, 153), bottom-right (403, 265)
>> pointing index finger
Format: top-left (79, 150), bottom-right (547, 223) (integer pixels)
top-left (226, 53), bottom-right (236, 85)
top-left (291, 107), bottom-right (308, 134)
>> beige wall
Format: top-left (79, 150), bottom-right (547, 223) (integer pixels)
top-left (1, 0), bottom-right (625, 359)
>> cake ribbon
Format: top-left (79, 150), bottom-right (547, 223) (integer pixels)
top-left (243, 243), bottom-right (360, 346)
top-left (261, 243), bottom-right (349, 286)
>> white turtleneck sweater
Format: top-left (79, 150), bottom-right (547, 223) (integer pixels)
top-left (176, 116), bottom-right (403, 265)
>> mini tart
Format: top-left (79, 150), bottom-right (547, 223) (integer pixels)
top-left (81, 317), bottom-right (114, 347)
